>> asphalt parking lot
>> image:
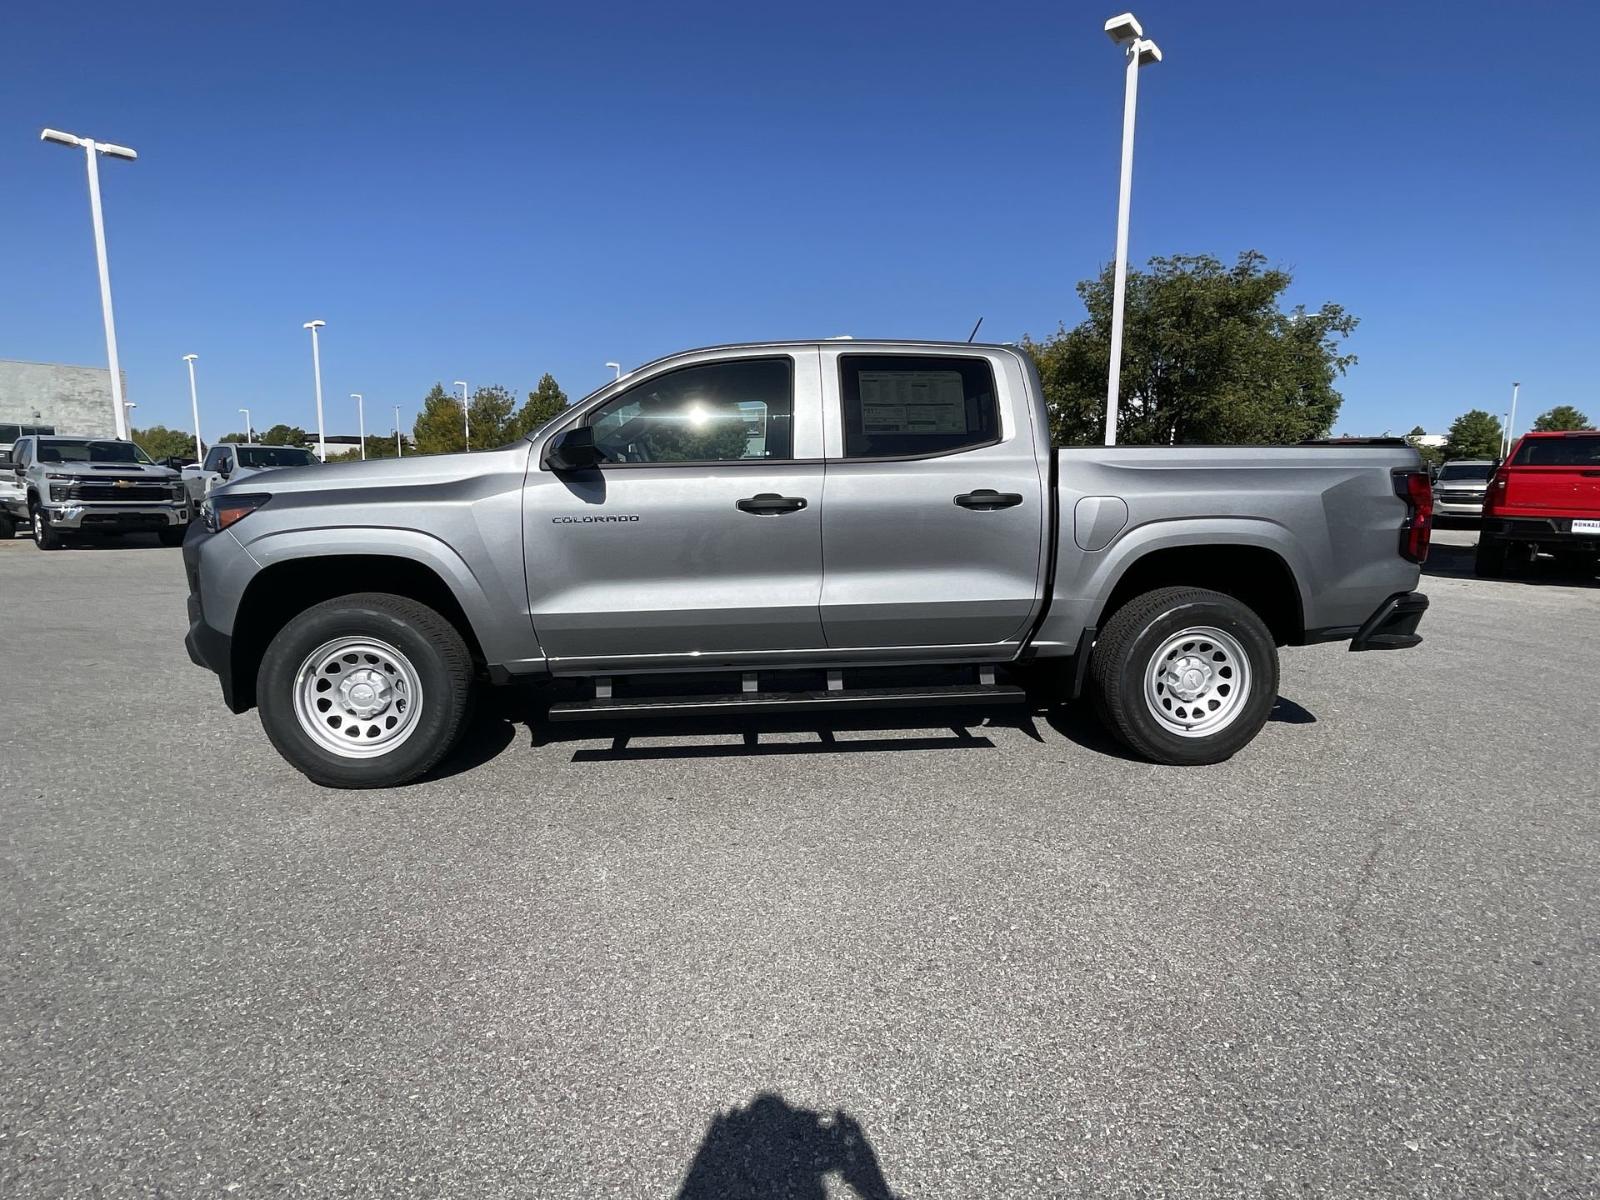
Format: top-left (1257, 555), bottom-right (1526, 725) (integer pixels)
top-left (1, 529), bottom-right (1596, 1198)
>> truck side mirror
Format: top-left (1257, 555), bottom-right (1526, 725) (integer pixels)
top-left (546, 426), bottom-right (602, 472)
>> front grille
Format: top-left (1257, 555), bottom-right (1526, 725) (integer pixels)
top-left (1439, 491), bottom-right (1483, 504)
top-left (67, 479), bottom-right (172, 502)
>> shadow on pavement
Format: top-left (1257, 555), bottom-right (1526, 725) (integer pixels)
top-left (676, 1093), bottom-right (900, 1200)
top-left (1424, 535), bottom-right (1598, 587)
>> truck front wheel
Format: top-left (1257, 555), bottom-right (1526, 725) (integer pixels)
top-left (256, 592), bottom-right (474, 788)
top-left (1089, 586), bottom-right (1279, 766)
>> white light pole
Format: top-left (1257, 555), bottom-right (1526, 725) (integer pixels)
top-left (1100, 15), bottom-right (1162, 446)
top-left (351, 393), bottom-right (366, 459)
top-left (182, 354), bottom-right (203, 460)
top-left (41, 128), bottom-right (137, 441)
top-left (454, 381), bottom-right (470, 450)
top-left (606, 361), bottom-right (622, 381)
top-left (393, 405), bottom-right (403, 458)
top-left (123, 401), bottom-right (137, 430)
top-left (238, 408), bottom-right (253, 441)
top-left (304, 320), bottom-right (327, 460)
top-left (1503, 381), bottom-right (1520, 458)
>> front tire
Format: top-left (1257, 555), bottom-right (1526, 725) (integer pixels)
top-left (31, 503), bottom-right (63, 550)
top-left (1089, 586), bottom-right (1279, 765)
top-left (257, 593), bottom-right (474, 788)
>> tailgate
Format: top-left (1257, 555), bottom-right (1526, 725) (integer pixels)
top-left (1498, 433), bottom-right (1600, 515)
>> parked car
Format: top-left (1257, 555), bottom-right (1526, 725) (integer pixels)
top-left (0, 446), bottom-right (21, 538)
top-left (184, 339), bottom-right (1431, 788)
top-left (182, 443), bottom-right (320, 504)
top-left (155, 454), bottom-right (199, 472)
top-left (7, 435), bottom-right (190, 548)
top-left (1432, 459), bottom-right (1496, 521)
top-left (1476, 430), bottom-right (1600, 576)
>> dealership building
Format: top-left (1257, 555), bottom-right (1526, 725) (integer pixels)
top-left (0, 359), bottom-right (123, 441)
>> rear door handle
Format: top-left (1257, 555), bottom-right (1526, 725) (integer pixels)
top-left (737, 493), bottom-right (808, 515)
top-left (954, 489), bottom-right (1024, 511)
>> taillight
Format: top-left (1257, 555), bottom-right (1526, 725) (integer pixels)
top-left (1393, 469), bottom-right (1433, 563)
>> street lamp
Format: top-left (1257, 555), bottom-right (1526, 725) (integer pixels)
top-left (304, 320), bottom-right (327, 460)
top-left (605, 361), bottom-right (622, 381)
top-left (238, 408), bottom-right (252, 441)
top-left (393, 405), bottom-right (403, 458)
top-left (1101, 14), bottom-right (1162, 446)
top-left (40, 128), bottom-right (138, 441)
top-left (1503, 381), bottom-right (1521, 458)
top-left (182, 354), bottom-right (203, 461)
top-left (454, 381), bottom-right (470, 450)
top-left (350, 393), bottom-right (366, 460)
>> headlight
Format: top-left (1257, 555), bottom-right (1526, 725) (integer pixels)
top-left (203, 492), bottom-right (271, 532)
top-left (50, 482), bottom-right (69, 501)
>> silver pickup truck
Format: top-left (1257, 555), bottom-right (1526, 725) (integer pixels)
top-left (9, 435), bottom-right (190, 548)
top-left (183, 339), bottom-right (1432, 788)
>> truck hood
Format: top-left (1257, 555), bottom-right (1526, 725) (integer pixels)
top-left (215, 443), bottom-right (533, 498)
top-left (42, 462), bottom-right (179, 481)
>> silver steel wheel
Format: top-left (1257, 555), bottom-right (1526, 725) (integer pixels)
top-left (291, 636), bottom-right (424, 759)
top-left (1143, 625), bottom-right (1252, 738)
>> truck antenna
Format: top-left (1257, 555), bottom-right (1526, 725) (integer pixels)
top-left (966, 316), bottom-right (984, 343)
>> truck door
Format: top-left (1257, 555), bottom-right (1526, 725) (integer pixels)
top-left (523, 349), bottom-right (828, 673)
top-left (818, 349), bottom-right (1047, 653)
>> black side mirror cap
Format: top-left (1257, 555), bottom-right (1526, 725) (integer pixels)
top-left (545, 426), bottom-right (602, 472)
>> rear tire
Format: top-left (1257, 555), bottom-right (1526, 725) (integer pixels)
top-left (1089, 586), bottom-right (1278, 766)
top-left (257, 592), bottom-right (475, 788)
top-left (1474, 535), bottom-right (1508, 577)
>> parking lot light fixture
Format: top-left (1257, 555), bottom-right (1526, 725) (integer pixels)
top-left (238, 408), bottom-right (252, 442)
top-left (351, 393), bottom-right (366, 460)
top-left (182, 355), bottom-right (203, 460)
top-left (1100, 14), bottom-right (1162, 447)
top-left (41, 128), bottom-right (137, 441)
top-left (393, 405), bottom-right (403, 458)
top-left (606, 361), bottom-right (622, 381)
top-left (454, 381), bottom-right (470, 450)
top-left (1504, 382), bottom-right (1520, 458)
top-left (303, 321), bottom-right (327, 460)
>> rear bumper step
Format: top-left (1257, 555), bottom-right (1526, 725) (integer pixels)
top-left (547, 683), bottom-right (1027, 722)
top-left (1349, 590), bottom-right (1428, 652)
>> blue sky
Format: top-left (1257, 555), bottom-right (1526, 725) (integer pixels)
top-left (3, 0), bottom-right (1595, 440)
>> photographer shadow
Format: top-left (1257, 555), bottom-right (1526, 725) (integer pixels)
top-left (676, 1092), bottom-right (900, 1200)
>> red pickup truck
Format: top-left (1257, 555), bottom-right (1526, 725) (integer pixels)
top-left (1476, 430), bottom-right (1600, 576)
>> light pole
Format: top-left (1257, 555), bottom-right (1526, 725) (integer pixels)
top-left (1100, 15), bottom-right (1162, 446)
top-left (41, 128), bottom-right (137, 441)
top-left (123, 401), bottom-right (137, 432)
top-left (304, 320), bottom-right (327, 460)
top-left (1503, 381), bottom-right (1521, 458)
top-left (454, 381), bottom-right (470, 450)
top-left (393, 406), bottom-right (403, 458)
top-left (605, 361), bottom-right (622, 381)
top-left (182, 354), bottom-right (203, 461)
top-left (238, 408), bottom-right (252, 442)
top-left (351, 393), bottom-right (366, 459)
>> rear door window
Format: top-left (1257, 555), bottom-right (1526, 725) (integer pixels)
top-left (1512, 435), bottom-right (1600, 467)
top-left (838, 355), bottom-right (999, 459)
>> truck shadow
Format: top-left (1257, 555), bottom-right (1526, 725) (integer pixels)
top-left (1424, 537), bottom-right (1599, 587)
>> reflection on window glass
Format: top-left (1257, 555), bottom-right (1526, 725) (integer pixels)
top-left (587, 358), bottom-right (793, 464)
top-left (840, 355), bottom-right (999, 458)
top-left (237, 447), bottom-right (317, 469)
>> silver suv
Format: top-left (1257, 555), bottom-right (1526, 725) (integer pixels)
top-left (8, 435), bottom-right (190, 549)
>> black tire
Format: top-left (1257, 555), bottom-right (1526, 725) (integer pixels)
top-left (30, 503), bottom-right (63, 551)
top-left (1089, 586), bottom-right (1279, 766)
top-left (0, 513), bottom-right (13, 539)
top-left (1474, 535), bottom-right (1508, 578)
top-left (157, 525), bottom-right (186, 547)
top-left (256, 592), bottom-right (475, 788)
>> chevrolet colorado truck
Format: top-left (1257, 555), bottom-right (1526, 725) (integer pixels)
top-left (9, 435), bottom-right (190, 549)
top-left (183, 340), bottom-right (1432, 788)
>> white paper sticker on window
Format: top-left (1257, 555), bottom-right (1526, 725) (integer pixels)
top-left (858, 371), bottom-right (967, 434)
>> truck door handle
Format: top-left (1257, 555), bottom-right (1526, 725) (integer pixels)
top-left (954, 489), bottom-right (1024, 511)
top-left (736, 493), bottom-right (808, 515)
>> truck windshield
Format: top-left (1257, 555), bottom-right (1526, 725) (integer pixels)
top-left (237, 447), bottom-right (318, 469)
top-left (1437, 464), bottom-right (1492, 482)
top-left (35, 440), bottom-right (153, 465)
top-left (1511, 435), bottom-right (1600, 467)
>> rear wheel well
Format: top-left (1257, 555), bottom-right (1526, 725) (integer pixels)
top-left (230, 556), bottom-right (486, 711)
top-left (1095, 545), bottom-right (1304, 646)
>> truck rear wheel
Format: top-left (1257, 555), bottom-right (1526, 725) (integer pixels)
top-left (1089, 586), bottom-right (1278, 766)
top-left (1474, 535), bottom-right (1509, 577)
top-left (256, 592), bottom-right (474, 789)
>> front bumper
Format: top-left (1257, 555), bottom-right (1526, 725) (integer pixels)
top-left (1434, 498), bottom-right (1485, 518)
top-left (46, 502), bottom-right (189, 531)
top-left (1349, 591), bottom-right (1429, 652)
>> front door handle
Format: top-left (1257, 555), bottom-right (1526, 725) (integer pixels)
top-left (954, 489), bottom-right (1024, 511)
top-left (737, 493), bottom-right (808, 515)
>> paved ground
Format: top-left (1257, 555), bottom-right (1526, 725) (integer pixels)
top-left (1, 529), bottom-right (1596, 1198)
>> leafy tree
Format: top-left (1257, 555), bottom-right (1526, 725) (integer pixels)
top-left (259, 423), bottom-right (310, 446)
top-left (324, 435), bottom-right (407, 463)
top-left (1404, 424), bottom-right (1443, 471)
top-left (467, 385), bottom-right (518, 447)
top-left (637, 405), bottom-right (754, 462)
top-left (1442, 409), bottom-right (1504, 460)
top-left (1024, 250), bottom-right (1356, 445)
top-left (217, 431), bottom-right (248, 443)
top-left (131, 425), bottom-right (202, 461)
top-left (412, 384), bottom-right (466, 455)
top-left (509, 373), bottom-right (570, 440)
top-left (1531, 405), bottom-right (1592, 432)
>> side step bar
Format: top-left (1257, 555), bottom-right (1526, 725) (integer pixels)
top-left (546, 682), bottom-right (1027, 723)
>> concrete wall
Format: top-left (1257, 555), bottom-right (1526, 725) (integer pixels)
top-left (0, 360), bottom-right (123, 439)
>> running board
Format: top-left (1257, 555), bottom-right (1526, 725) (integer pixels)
top-left (546, 683), bottom-right (1027, 723)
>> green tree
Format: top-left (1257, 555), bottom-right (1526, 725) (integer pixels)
top-left (1405, 424), bottom-right (1443, 471)
top-left (131, 425), bottom-right (202, 461)
top-left (259, 423), bottom-right (310, 446)
top-left (467, 385), bottom-right (518, 447)
top-left (412, 384), bottom-right (466, 455)
top-left (1023, 250), bottom-right (1357, 445)
top-left (217, 431), bottom-right (248, 443)
top-left (1531, 405), bottom-right (1592, 432)
top-left (509, 373), bottom-right (569, 439)
top-left (1442, 409), bottom-right (1504, 460)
